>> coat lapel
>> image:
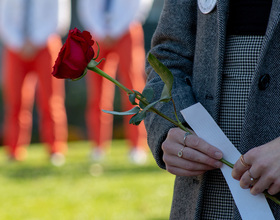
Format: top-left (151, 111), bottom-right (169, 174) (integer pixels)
top-left (216, 0), bottom-right (230, 68)
top-left (257, 0), bottom-right (280, 66)
top-left (216, 0), bottom-right (230, 49)
top-left (266, 0), bottom-right (280, 37)
top-left (240, 0), bottom-right (280, 154)
top-left (213, 0), bottom-right (230, 119)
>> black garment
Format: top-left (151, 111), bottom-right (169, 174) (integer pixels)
top-left (227, 0), bottom-right (273, 35)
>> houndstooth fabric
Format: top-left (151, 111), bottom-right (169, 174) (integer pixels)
top-left (219, 35), bottom-right (264, 148)
top-left (200, 35), bottom-right (264, 219)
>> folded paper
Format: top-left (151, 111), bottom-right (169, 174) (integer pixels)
top-left (180, 102), bottom-right (274, 220)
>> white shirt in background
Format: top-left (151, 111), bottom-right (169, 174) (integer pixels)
top-left (0, 0), bottom-right (71, 51)
top-left (77, 0), bottom-right (154, 40)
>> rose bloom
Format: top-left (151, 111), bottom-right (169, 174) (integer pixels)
top-left (52, 28), bottom-right (95, 79)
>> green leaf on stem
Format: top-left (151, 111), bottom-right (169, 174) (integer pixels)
top-left (132, 90), bottom-right (144, 98)
top-left (139, 101), bottom-right (146, 110)
top-left (160, 85), bottom-right (172, 102)
top-left (147, 53), bottom-right (174, 97)
top-left (93, 41), bottom-right (100, 60)
top-left (87, 59), bottom-right (105, 69)
top-left (129, 112), bottom-right (146, 125)
top-left (102, 106), bottom-right (140, 116)
top-left (141, 100), bottom-right (160, 113)
top-left (142, 87), bottom-right (154, 102)
top-left (129, 93), bottom-right (137, 105)
top-left (140, 94), bottom-right (172, 114)
top-left (139, 87), bottom-right (154, 109)
top-left (72, 57), bottom-right (104, 81)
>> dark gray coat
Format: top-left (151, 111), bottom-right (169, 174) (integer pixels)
top-left (144, 0), bottom-right (280, 219)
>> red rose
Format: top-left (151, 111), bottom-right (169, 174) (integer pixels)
top-left (52, 28), bottom-right (95, 79)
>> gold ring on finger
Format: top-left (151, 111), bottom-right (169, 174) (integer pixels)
top-left (240, 155), bottom-right (250, 168)
top-left (178, 147), bottom-right (184, 158)
top-left (248, 169), bottom-right (257, 182)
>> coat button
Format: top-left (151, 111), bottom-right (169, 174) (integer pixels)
top-left (258, 74), bottom-right (270, 90)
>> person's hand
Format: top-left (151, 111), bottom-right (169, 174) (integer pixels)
top-left (102, 35), bottom-right (117, 48)
top-left (19, 40), bottom-right (40, 60)
top-left (162, 127), bottom-right (223, 176)
top-left (232, 137), bottom-right (280, 196)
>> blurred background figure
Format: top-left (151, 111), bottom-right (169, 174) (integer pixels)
top-left (77, 0), bottom-right (154, 164)
top-left (0, 0), bottom-right (71, 166)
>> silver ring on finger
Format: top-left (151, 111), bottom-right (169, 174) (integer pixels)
top-left (183, 131), bottom-right (192, 146)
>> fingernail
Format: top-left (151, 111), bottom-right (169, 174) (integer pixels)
top-left (215, 152), bottom-right (223, 159)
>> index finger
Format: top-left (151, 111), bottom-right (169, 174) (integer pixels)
top-left (232, 155), bottom-right (251, 180)
top-left (185, 135), bottom-right (223, 160)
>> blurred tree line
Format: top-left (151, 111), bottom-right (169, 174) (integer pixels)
top-left (0, 0), bottom-right (163, 144)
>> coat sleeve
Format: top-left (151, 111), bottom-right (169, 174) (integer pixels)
top-left (144, 0), bottom-right (198, 169)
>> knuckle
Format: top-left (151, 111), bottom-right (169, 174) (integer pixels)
top-left (166, 166), bottom-right (175, 174)
top-left (202, 157), bottom-right (213, 166)
top-left (247, 147), bottom-right (260, 160)
top-left (232, 164), bottom-right (241, 174)
top-left (162, 154), bottom-right (170, 164)
top-left (168, 127), bottom-right (178, 137)
top-left (185, 162), bottom-right (194, 171)
top-left (161, 141), bottom-right (168, 151)
top-left (205, 145), bottom-right (214, 156)
top-left (274, 179), bottom-right (280, 187)
top-left (195, 156), bottom-right (203, 164)
top-left (183, 149), bottom-right (192, 160)
top-left (189, 136), bottom-right (200, 148)
top-left (161, 140), bottom-right (173, 153)
top-left (162, 154), bottom-right (167, 163)
top-left (266, 173), bottom-right (276, 182)
top-left (256, 162), bottom-right (267, 171)
top-left (240, 176), bottom-right (250, 186)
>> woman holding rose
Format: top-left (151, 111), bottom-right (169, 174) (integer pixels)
top-left (144, 0), bottom-right (280, 219)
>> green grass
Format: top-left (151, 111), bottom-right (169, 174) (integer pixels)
top-left (0, 140), bottom-right (174, 220)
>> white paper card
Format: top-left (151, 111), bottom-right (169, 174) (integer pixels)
top-left (180, 102), bottom-right (274, 220)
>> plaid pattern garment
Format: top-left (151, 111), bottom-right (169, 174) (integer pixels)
top-left (200, 35), bottom-right (264, 219)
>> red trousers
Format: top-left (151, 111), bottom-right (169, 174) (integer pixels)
top-left (2, 35), bottom-right (68, 159)
top-left (86, 23), bottom-right (147, 150)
